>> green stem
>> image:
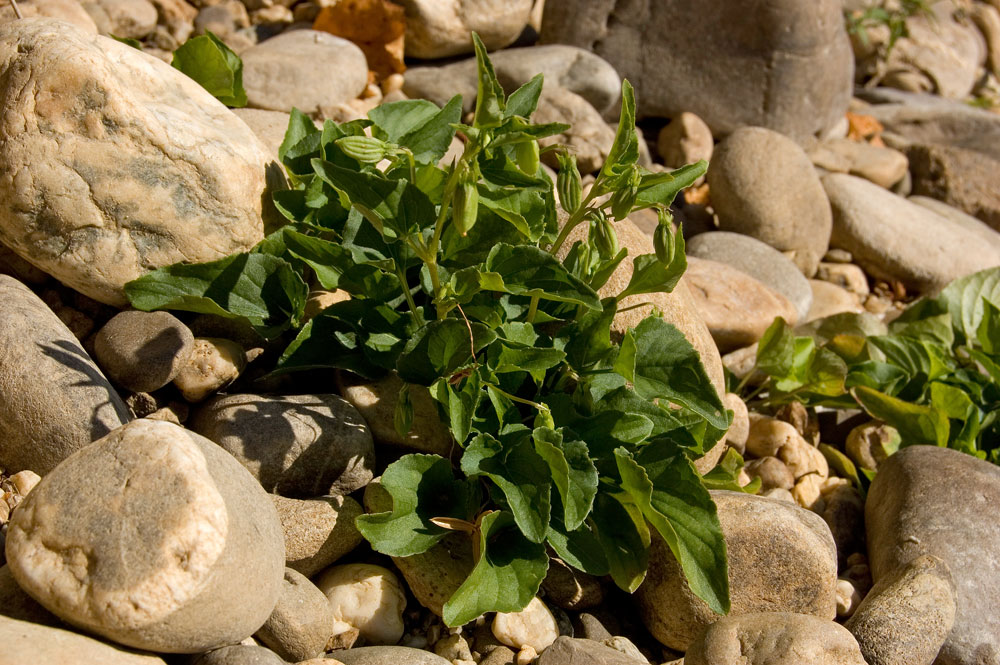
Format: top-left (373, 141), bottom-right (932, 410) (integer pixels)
top-left (485, 382), bottom-right (548, 412)
top-left (395, 265), bottom-right (420, 325)
top-left (427, 141), bottom-right (478, 319)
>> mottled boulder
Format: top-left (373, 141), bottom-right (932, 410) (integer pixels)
top-left (0, 275), bottom-right (130, 475)
top-left (866, 446), bottom-right (1000, 665)
top-left (0, 19), bottom-right (269, 307)
top-left (272, 494), bottom-right (363, 578)
top-left (539, 0), bottom-right (853, 141)
top-left (637, 491), bottom-right (838, 651)
top-left (5, 419), bottom-right (286, 653)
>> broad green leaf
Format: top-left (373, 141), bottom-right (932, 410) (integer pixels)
top-left (546, 513), bottom-right (609, 576)
top-left (532, 428), bottom-right (598, 530)
top-left (396, 319), bottom-right (497, 386)
top-left (930, 266), bottom-right (1000, 344)
top-left (616, 447), bottom-right (729, 614)
top-left (570, 411), bottom-right (655, 453)
top-left (701, 447), bottom-right (761, 494)
top-left (461, 433), bottom-right (552, 543)
top-left (171, 32), bottom-right (247, 107)
top-left (888, 313), bottom-right (955, 347)
top-left (477, 181), bottom-right (550, 242)
top-left (929, 381), bottom-right (975, 420)
top-left (505, 74), bottom-right (544, 119)
top-left (356, 454), bottom-right (479, 557)
top-left (124, 253), bottom-right (306, 338)
top-left (485, 244), bottom-right (601, 310)
top-left (614, 317), bottom-right (727, 429)
top-left (618, 250), bottom-right (687, 299)
top-left (312, 159), bottom-right (436, 236)
top-left (634, 161), bottom-right (708, 209)
top-left (852, 386), bottom-right (950, 447)
top-left (369, 96), bottom-right (463, 164)
top-left (590, 492), bottom-right (649, 592)
top-left (472, 32), bottom-right (505, 128)
top-left (977, 298), bottom-right (1000, 354)
top-left (559, 299), bottom-right (617, 370)
top-left (442, 511), bottom-right (548, 627)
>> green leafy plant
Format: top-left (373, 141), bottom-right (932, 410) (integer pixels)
top-left (126, 35), bottom-right (736, 624)
top-left (845, 0), bottom-right (934, 55)
top-left (171, 31), bottom-right (247, 107)
top-left (742, 267), bottom-right (1000, 466)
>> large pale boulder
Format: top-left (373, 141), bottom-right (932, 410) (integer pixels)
top-left (396, 0), bottom-right (533, 59)
top-left (0, 18), bottom-right (269, 306)
top-left (5, 419), bottom-right (286, 653)
top-left (0, 615), bottom-right (167, 665)
top-left (539, 0), bottom-right (854, 141)
top-left (0, 275), bottom-right (130, 475)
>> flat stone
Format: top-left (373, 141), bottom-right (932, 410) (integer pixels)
top-left (845, 554), bottom-right (956, 665)
top-left (820, 138), bottom-right (908, 189)
top-left (537, 636), bottom-right (651, 665)
top-left (909, 195), bottom-right (1000, 255)
top-left (193, 645), bottom-right (287, 665)
top-left (93, 310), bottom-right (194, 393)
top-left (90, 0), bottom-right (157, 38)
top-left (332, 646), bottom-right (450, 665)
top-left (636, 491), bottom-right (837, 651)
top-left (806, 280), bottom-right (863, 322)
top-left (402, 45), bottom-right (621, 116)
top-left (256, 568), bottom-right (334, 662)
top-left (0, 615), bottom-right (167, 665)
top-left (539, 0), bottom-right (853, 141)
top-left (395, 0), bottom-right (531, 59)
top-left (707, 127), bottom-right (833, 274)
top-left (822, 173), bottom-right (1000, 292)
top-left (685, 256), bottom-right (799, 353)
top-left (242, 30), bottom-right (368, 114)
top-left (272, 494), bottom-right (364, 578)
top-left (5, 419), bottom-right (285, 653)
top-left (865, 445), bottom-right (1000, 665)
top-left (685, 612), bottom-right (866, 665)
top-left (907, 141), bottom-right (1000, 233)
top-left (686, 232), bottom-right (813, 321)
top-left (189, 393), bottom-right (375, 497)
top-left (0, 19), bottom-right (269, 306)
top-left (0, 564), bottom-right (59, 626)
top-left (0, 275), bottom-right (130, 475)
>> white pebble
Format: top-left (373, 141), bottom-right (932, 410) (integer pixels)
top-left (492, 597), bottom-right (558, 653)
top-left (316, 563), bottom-right (406, 645)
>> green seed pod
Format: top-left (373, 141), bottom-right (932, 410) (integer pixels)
top-left (452, 180), bottom-right (480, 237)
top-left (653, 209), bottom-right (675, 263)
top-left (556, 152), bottom-right (582, 214)
top-left (533, 407), bottom-right (555, 430)
top-left (515, 139), bottom-right (540, 175)
top-left (336, 136), bottom-right (388, 163)
top-left (590, 211), bottom-right (619, 260)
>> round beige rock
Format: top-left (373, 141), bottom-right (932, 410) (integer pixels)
top-left (256, 568), bottom-right (334, 662)
top-left (0, 19), bottom-right (269, 306)
top-left (397, 0), bottom-right (533, 59)
top-left (189, 393), bottom-right (375, 497)
top-left (316, 563), bottom-right (406, 646)
top-left (0, 0), bottom-right (98, 32)
top-left (658, 111), bottom-right (713, 169)
top-left (0, 275), bottom-right (130, 475)
top-left (492, 596), bottom-right (559, 652)
top-left (5, 419), bottom-right (286, 653)
top-left (637, 491), bottom-right (838, 651)
top-left (722, 393), bottom-right (749, 454)
top-left (685, 612), bottom-right (867, 665)
top-left (272, 494), bottom-right (364, 578)
top-left (173, 337), bottom-right (246, 402)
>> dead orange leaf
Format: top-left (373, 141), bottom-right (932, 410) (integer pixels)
top-left (846, 111), bottom-right (884, 143)
top-left (313, 0), bottom-right (406, 83)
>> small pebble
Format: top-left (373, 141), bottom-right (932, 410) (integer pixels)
top-left (316, 563), bottom-right (406, 646)
top-left (492, 597), bottom-right (558, 653)
top-left (516, 645), bottom-right (537, 665)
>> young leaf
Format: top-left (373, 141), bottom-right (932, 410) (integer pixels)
top-left (505, 73), bottom-right (544, 119)
top-left (597, 80), bottom-right (639, 183)
top-left (852, 386), bottom-right (950, 447)
top-left (614, 317), bottom-right (728, 429)
top-left (929, 266), bottom-right (1000, 344)
top-left (171, 32), bottom-right (247, 107)
top-left (369, 96), bottom-right (463, 165)
top-left (546, 513), bottom-right (610, 576)
top-left (616, 446), bottom-right (730, 615)
top-left (461, 433), bottom-right (552, 543)
top-left (472, 32), bottom-right (506, 128)
top-left (977, 298), bottom-right (1000, 354)
top-left (441, 511), bottom-right (548, 627)
top-left (431, 371), bottom-right (483, 445)
top-left (633, 161), bottom-right (708, 210)
top-left (124, 253), bottom-right (306, 338)
top-left (356, 454), bottom-right (480, 557)
top-left (532, 428), bottom-right (599, 530)
top-left (701, 448), bottom-right (761, 494)
top-left (396, 319), bottom-right (497, 386)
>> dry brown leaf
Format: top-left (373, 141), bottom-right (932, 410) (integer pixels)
top-left (846, 111), bottom-right (884, 143)
top-left (313, 0), bottom-right (406, 83)
top-left (685, 182), bottom-right (711, 206)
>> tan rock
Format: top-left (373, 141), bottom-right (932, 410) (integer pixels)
top-left (685, 256), bottom-right (799, 353)
top-left (536, 86), bottom-right (615, 174)
top-left (721, 393), bottom-right (749, 454)
top-left (806, 279), bottom-right (863, 321)
top-left (256, 568), bottom-right (334, 662)
top-left (172, 337), bottom-right (246, 402)
top-left (685, 612), bottom-right (866, 665)
top-left (272, 494), bottom-right (363, 578)
top-left (5, 419), bottom-right (285, 653)
top-left (397, 0), bottom-right (533, 59)
top-left (815, 262), bottom-right (870, 296)
top-left (657, 112), bottom-right (713, 170)
top-left (821, 138), bottom-right (908, 189)
top-left (316, 563), bottom-right (406, 646)
top-left (492, 597), bottom-right (559, 652)
top-left (0, 0), bottom-right (97, 32)
top-left (0, 19), bottom-right (268, 306)
top-left (0, 615), bottom-right (167, 665)
top-left (636, 491), bottom-right (838, 651)
top-left (0, 275), bottom-right (130, 475)
top-left (93, 310), bottom-right (195, 392)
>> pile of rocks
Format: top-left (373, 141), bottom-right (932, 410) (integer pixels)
top-left (1, 1), bottom-right (1000, 664)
